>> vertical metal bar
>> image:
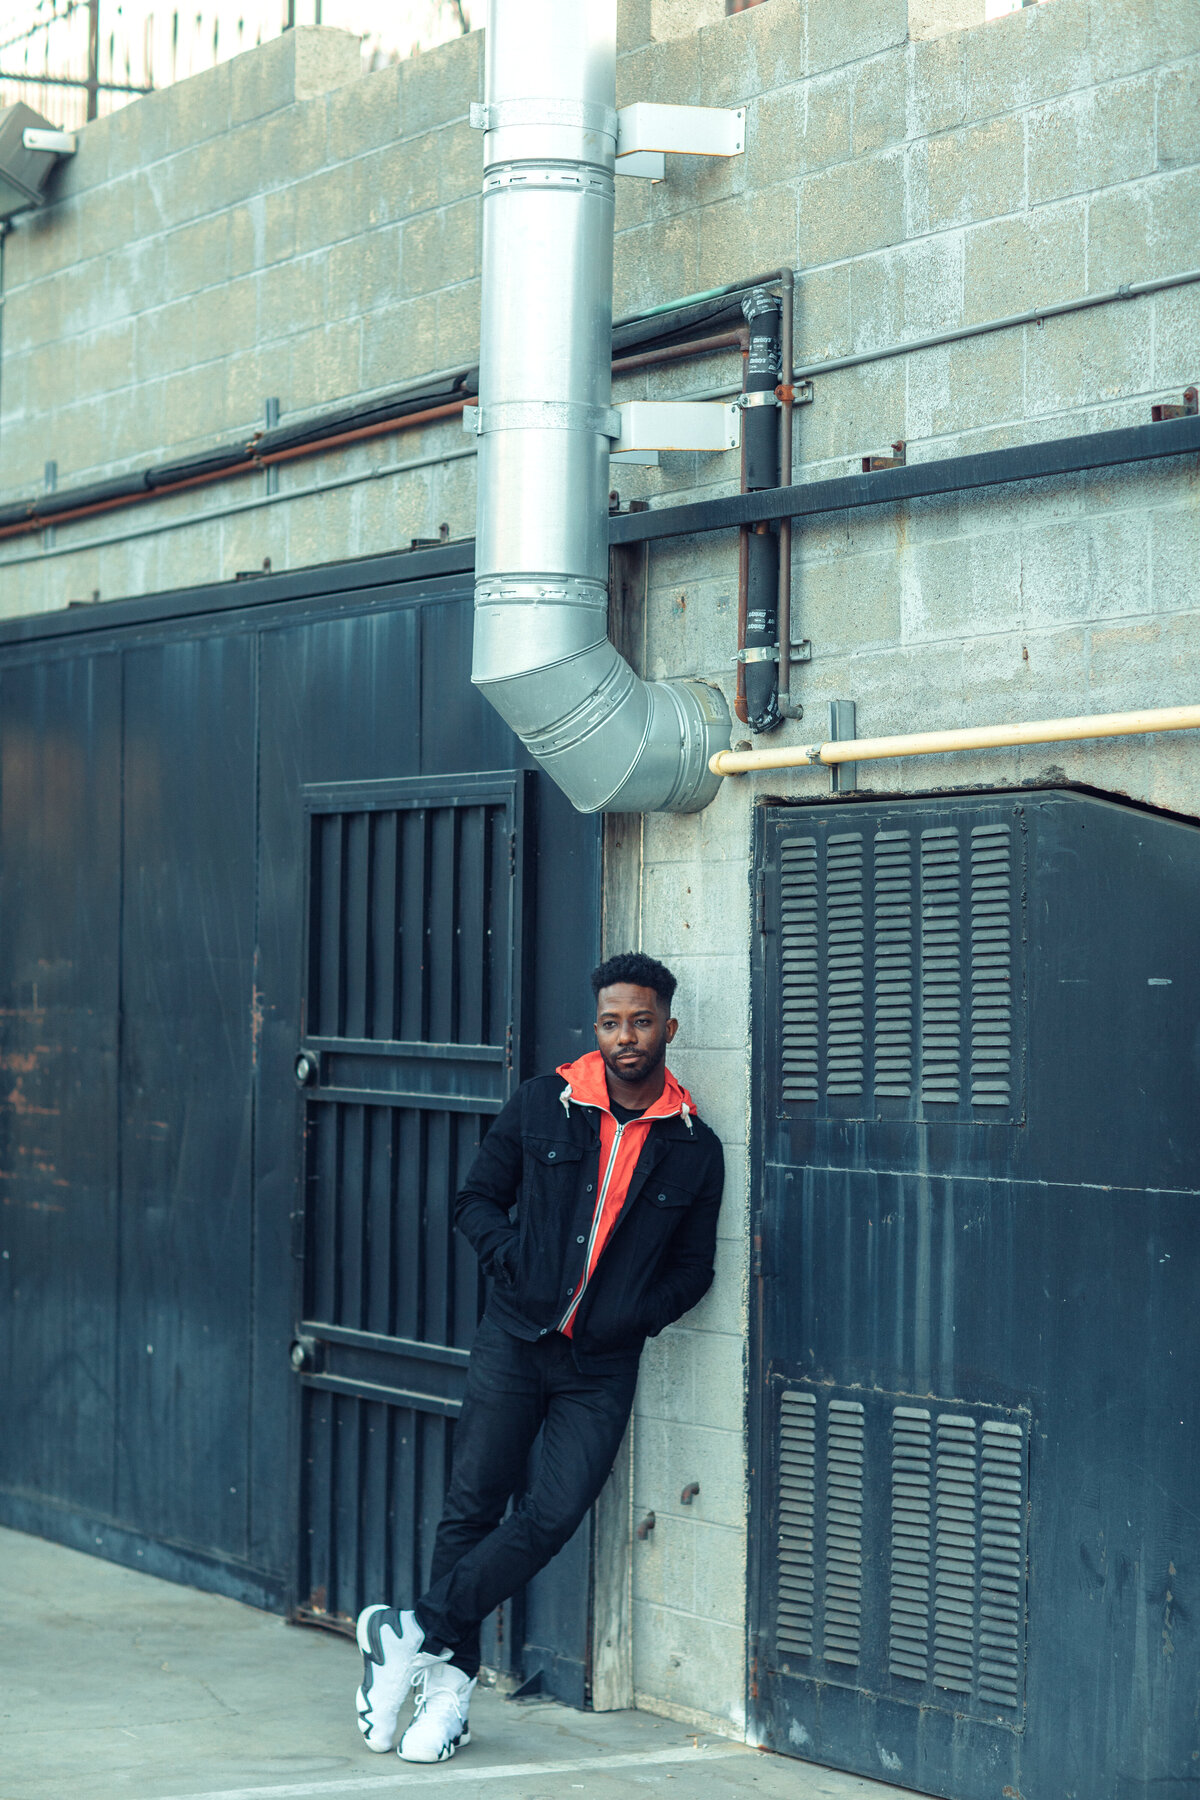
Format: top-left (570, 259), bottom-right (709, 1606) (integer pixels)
top-left (455, 806), bottom-right (483, 1044)
top-left (264, 398), bottom-right (280, 497)
top-left (365, 1101), bottom-right (392, 1336)
top-left (339, 1104), bottom-right (366, 1331)
top-left (425, 1110), bottom-right (450, 1348)
top-left (300, 1390), bottom-right (333, 1612)
top-left (86, 0), bottom-right (100, 120)
top-left (777, 268), bottom-right (797, 718)
top-left (371, 811), bottom-right (398, 1041)
top-left (316, 815), bottom-right (346, 1038)
top-left (42, 461), bottom-right (57, 553)
top-left (830, 700), bottom-right (858, 794)
top-left (427, 808), bottom-right (455, 1045)
top-left (343, 813), bottom-right (369, 1041)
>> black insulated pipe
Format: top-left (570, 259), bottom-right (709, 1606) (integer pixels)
top-left (741, 289), bottom-right (782, 735)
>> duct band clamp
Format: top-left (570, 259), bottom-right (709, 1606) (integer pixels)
top-left (467, 400), bottom-right (622, 438)
top-left (734, 390), bottom-right (781, 410)
top-left (736, 644), bottom-right (780, 665)
top-left (470, 98), bottom-right (620, 141)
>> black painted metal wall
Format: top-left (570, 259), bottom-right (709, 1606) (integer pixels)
top-left (0, 551), bottom-right (602, 1702)
top-left (750, 789), bottom-right (1200, 1800)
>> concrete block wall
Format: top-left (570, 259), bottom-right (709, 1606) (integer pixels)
top-left (3, 0), bottom-right (1200, 1741)
top-left (0, 25), bottom-right (484, 610)
top-left (611, 0), bottom-right (1200, 1737)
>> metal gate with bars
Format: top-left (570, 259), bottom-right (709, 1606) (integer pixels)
top-left (293, 772), bottom-right (531, 1645)
top-left (751, 789), bottom-right (1200, 1800)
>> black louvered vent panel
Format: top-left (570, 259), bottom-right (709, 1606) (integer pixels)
top-left (920, 829), bottom-right (962, 1104)
top-left (873, 831), bottom-right (914, 1098)
top-left (780, 840), bottom-right (819, 1103)
top-left (773, 807), bottom-right (1023, 1122)
top-left (826, 835), bottom-right (865, 1096)
top-left (933, 1414), bottom-right (978, 1695)
top-left (970, 825), bottom-right (1014, 1107)
top-left (824, 1400), bottom-right (865, 1666)
top-left (776, 1391), bottom-right (817, 1657)
top-left (772, 1383), bottom-right (1028, 1722)
top-left (889, 1407), bottom-right (932, 1682)
top-left (978, 1422), bottom-right (1025, 1707)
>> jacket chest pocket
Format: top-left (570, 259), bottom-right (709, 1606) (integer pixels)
top-left (644, 1180), bottom-right (693, 1211)
top-left (524, 1136), bottom-right (585, 1185)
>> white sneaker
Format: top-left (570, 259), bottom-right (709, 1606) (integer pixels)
top-left (398, 1661), bottom-right (476, 1763)
top-left (355, 1605), bottom-right (450, 1753)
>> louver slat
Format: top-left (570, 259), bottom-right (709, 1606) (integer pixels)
top-left (824, 1400), bottom-right (865, 1666)
top-left (933, 1415), bottom-right (977, 1696)
top-left (970, 825), bottom-right (1013, 1107)
top-left (873, 831), bottom-right (914, 1099)
top-left (890, 1408), bottom-right (932, 1681)
top-left (977, 1421), bottom-right (1025, 1707)
top-left (780, 841), bottom-right (819, 1103)
top-left (776, 1391), bottom-right (817, 1656)
top-left (921, 830), bottom-right (961, 1104)
top-left (826, 835), bottom-right (864, 1097)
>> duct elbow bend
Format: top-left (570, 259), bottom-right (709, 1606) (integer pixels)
top-left (473, 638), bottom-right (731, 814)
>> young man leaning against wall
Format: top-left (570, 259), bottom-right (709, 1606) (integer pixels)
top-left (353, 951), bottom-right (724, 1763)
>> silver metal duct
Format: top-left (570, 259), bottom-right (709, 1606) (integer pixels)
top-left (470, 0), bottom-right (730, 814)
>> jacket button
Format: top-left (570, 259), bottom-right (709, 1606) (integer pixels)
top-left (547, 1150), bottom-right (556, 1160)
top-left (576, 1235), bottom-right (585, 1244)
top-left (539, 1329), bottom-right (548, 1337)
top-left (567, 1287), bottom-right (574, 1296)
top-left (586, 1184), bottom-right (594, 1192)
top-left (658, 1193), bottom-right (666, 1201)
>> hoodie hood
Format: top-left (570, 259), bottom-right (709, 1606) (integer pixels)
top-left (555, 1049), bottom-right (695, 1126)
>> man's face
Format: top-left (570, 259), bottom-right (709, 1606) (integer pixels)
top-left (593, 982), bottom-right (678, 1085)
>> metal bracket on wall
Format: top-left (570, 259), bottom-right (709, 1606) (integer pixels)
top-left (862, 441), bottom-right (906, 472)
top-left (616, 102), bottom-right (746, 181)
top-left (829, 699), bottom-right (857, 793)
top-left (613, 400), bottom-right (741, 454)
top-left (1151, 386), bottom-right (1197, 421)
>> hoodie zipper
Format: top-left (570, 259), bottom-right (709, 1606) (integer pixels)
top-left (556, 1115), bottom-right (624, 1334)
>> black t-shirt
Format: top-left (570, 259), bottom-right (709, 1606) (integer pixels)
top-left (608, 1098), bottom-right (647, 1126)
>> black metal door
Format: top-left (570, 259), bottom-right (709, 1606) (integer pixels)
top-left (292, 771), bottom-right (529, 1650)
top-left (0, 553), bottom-right (601, 1693)
top-left (750, 790), bottom-right (1200, 1800)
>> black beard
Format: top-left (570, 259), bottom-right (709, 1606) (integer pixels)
top-left (601, 1033), bottom-right (667, 1085)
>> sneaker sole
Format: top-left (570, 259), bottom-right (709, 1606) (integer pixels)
top-left (399, 1725), bottom-right (471, 1764)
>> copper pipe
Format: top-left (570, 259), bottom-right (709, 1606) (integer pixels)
top-left (4, 331), bottom-right (754, 546)
top-left (611, 328), bottom-right (745, 375)
top-left (0, 397), bottom-right (474, 542)
top-left (257, 399), bottom-right (468, 467)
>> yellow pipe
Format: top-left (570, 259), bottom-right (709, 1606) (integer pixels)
top-left (708, 704), bottom-right (1200, 777)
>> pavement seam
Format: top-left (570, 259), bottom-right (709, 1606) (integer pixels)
top-left (143, 1742), bottom-right (750, 1800)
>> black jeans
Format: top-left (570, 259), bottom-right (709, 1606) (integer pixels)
top-left (413, 1316), bottom-right (638, 1678)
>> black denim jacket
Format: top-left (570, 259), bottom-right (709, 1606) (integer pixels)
top-left (455, 1073), bottom-right (725, 1366)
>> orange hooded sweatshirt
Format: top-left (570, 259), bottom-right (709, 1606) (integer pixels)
top-left (553, 1049), bottom-right (697, 1337)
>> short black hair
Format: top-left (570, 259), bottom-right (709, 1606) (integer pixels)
top-left (591, 952), bottom-right (677, 1010)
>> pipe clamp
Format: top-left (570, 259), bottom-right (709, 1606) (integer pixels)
top-left (736, 644), bottom-right (780, 665)
top-left (471, 97), bottom-right (619, 141)
top-left (735, 390), bottom-right (781, 410)
top-left (473, 400), bottom-right (622, 438)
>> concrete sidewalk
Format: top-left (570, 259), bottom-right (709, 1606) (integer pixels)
top-left (0, 1526), bottom-right (915, 1800)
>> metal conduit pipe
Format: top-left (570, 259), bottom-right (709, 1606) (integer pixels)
top-left (470, 0), bottom-right (730, 815)
top-left (708, 704), bottom-right (1200, 777)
